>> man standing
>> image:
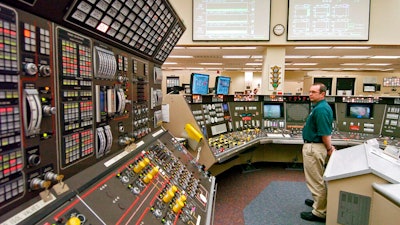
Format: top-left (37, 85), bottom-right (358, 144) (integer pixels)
top-left (301, 83), bottom-right (335, 222)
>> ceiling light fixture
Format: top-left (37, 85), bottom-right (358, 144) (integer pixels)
top-left (168, 55), bottom-right (194, 58)
top-left (292, 63), bottom-right (318, 66)
top-left (222, 55), bottom-right (250, 59)
top-left (340, 55), bottom-right (371, 59)
top-left (221, 47), bottom-right (257, 50)
top-left (199, 62), bottom-right (223, 65)
top-left (285, 55), bottom-right (310, 59)
top-left (186, 46), bottom-right (221, 50)
top-left (309, 56), bottom-right (340, 58)
top-left (369, 56), bottom-right (400, 59)
top-left (295, 46), bottom-right (332, 49)
top-left (332, 46), bottom-right (371, 49)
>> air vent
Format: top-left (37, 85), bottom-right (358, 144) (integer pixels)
top-left (194, 55), bottom-right (223, 59)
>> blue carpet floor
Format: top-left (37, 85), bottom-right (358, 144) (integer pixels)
top-left (243, 181), bottom-right (326, 225)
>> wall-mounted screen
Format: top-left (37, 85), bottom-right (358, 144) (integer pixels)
top-left (192, 0), bottom-right (271, 41)
top-left (263, 103), bottom-right (284, 119)
top-left (215, 76), bottom-right (231, 95)
top-left (287, 0), bottom-right (370, 40)
top-left (190, 73), bottom-right (210, 95)
top-left (346, 103), bottom-right (373, 119)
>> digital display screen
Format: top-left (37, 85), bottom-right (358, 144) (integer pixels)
top-left (263, 103), bottom-right (284, 119)
top-left (288, 0), bottom-right (370, 40)
top-left (347, 103), bottom-right (373, 119)
top-left (190, 73), bottom-right (210, 95)
top-left (222, 103), bottom-right (229, 112)
top-left (193, 0), bottom-right (271, 41)
top-left (215, 76), bottom-right (231, 95)
top-left (99, 90), bottom-right (106, 114)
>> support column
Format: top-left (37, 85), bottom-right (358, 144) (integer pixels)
top-left (260, 47), bottom-right (286, 95)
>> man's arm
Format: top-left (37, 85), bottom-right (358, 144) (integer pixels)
top-left (322, 135), bottom-right (335, 156)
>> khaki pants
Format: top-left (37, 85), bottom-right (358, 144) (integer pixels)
top-left (302, 143), bottom-right (328, 218)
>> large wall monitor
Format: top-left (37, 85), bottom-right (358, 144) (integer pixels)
top-left (192, 0), bottom-right (271, 41)
top-left (287, 0), bottom-right (370, 40)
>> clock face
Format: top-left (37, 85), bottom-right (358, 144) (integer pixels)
top-left (273, 24), bottom-right (285, 36)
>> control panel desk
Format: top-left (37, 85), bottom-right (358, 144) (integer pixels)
top-left (324, 143), bottom-right (400, 225)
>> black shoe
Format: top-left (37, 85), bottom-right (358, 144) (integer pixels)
top-left (305, 199), bottom-right (314, 207)
top-left (300, 211), bottom-right (326, 222)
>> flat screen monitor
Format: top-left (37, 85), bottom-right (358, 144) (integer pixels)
top-left (346, 103), bottom-right (373, 119)
top-left (190, 73), bottom-right (210, 95)
top-left (287, 0), bottom-right (370, 40)
top-left (192, 0), bottom-right (271, 41)
top-left (215, 76), bottom-right (231, 95)
top-left (263, 103), bottom-right (284, 119)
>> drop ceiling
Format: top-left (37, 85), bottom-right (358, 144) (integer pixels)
top-left (162, 45), bottom-right (400, 73)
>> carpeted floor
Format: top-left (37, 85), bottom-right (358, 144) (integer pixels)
top-left (244, 181), bottom-right (325, 225)
top-left (213, 163), bottom-right (326, 225)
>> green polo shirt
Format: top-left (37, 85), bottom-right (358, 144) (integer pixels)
top-left (302, 99), bottom-right (333, 143)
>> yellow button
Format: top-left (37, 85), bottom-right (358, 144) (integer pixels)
top-left (66, 217), bottom-right (81, 225)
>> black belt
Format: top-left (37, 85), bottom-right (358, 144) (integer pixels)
top-left (304, 140), bottom-right (322, 143)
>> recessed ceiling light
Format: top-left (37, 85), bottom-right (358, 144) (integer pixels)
top-left (186, 46), bottom-right (221, 50)
top-left (168, 55), bottom-right (194, 58)
top-left (186, 67), bottom-right (204, 70)
top-left (332, 46), bottom-right (371, 49)
top-left (285, 55), bottom-right (310, 59)
top-left (340, 55), bottom-right (371, 59)
top-left (309, 56), bottom-right (339, 58)
top-left (251, 55), bottom-right (263, 59)
top-left (221, 47), bottom-right (257, 50)
top-left (366, 63), bottom-right (392, 66)
top-left (342, 68), bottom-right (360, 70)
top-left (370, 56), bottom-right (400, 59)
top-left (163, 62), bottom-right (177, 65)
top-left (322, 68), bottom-right (342, 70)
top-left (341, 63), bottom-right (365, 66)
top-left (295, 46), bottom-right (332, 49)
top-left (246, 63), bottom-right (263, 66)
top-left (243, 67), bottom-right (261, 70)
top-left (223, 55), bottom-right (250, 59)
top-left (162, 67), bottom-right (186, 70)
top-left (224, 67), bottom-right (242, 70)
top-left (199, 62), bottom-right (223, 65)
top-left (205, 67), bottom-right (223, 70)
top-left (285, 68), bottom-right (301, 70)
top-left (292, 63), bottom-right (318, 66)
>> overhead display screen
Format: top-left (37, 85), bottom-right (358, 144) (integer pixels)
top-left (193, 0), bottom-right (271, 41)
top-left (288, 0), bottom-right (370, 40)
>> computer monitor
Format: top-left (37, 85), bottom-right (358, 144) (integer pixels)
top-left (346, 103), bottom-right (373, 119)
top-left (190, 73), bottom-right (210, 95)
top-left (215, 76), bottom-right (231, 95)
top-left (263, 103), bottom-right (284, 119)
